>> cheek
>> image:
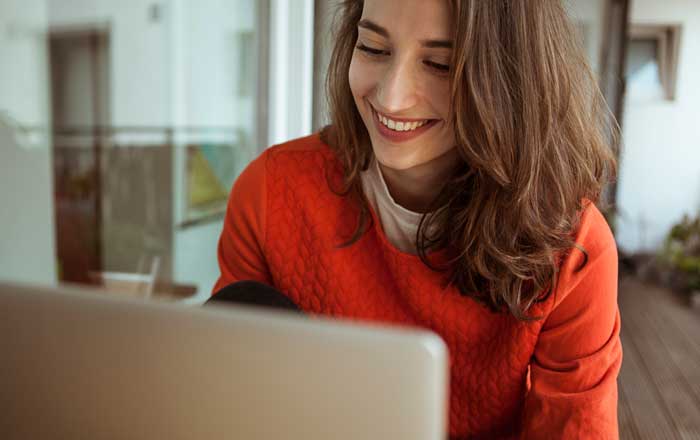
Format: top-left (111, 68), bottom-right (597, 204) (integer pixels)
top-left (348, 57), bottom-right (362, 99)
top-left (348, 56), bottom-right (374, 101)
top-left (433, 86), bottom-right (451, 117)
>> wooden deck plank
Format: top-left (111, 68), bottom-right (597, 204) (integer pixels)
top-left (620, 278), bottom-right (700, 407)
top-left (618, 277), bottom-right (700, 440)
top-left (623, 310), bottom-right (700, 438)
top-left (639, 292), bottom-right (700, 412)
top-left (623, 279), bottom-right (700, 357)
top-left (618, 381), bottom-right (642, 440)
top-left (617, 317), bottom-right (680, 440)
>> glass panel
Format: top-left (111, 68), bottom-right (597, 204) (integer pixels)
top-left (0, 0), bottom-right (265, 303)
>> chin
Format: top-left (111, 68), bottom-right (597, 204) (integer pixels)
top-left (372, 145), bottom-right (422, 171)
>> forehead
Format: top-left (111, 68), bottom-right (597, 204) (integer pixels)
top-left (360, 0), bottom-right (452, 38)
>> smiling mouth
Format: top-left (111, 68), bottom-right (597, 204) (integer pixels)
top-left (370, 105), bottom-right (438, 133)
top-left (369, 105), bottom-right (440, 142)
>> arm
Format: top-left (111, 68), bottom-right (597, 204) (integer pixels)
top-left (520, 211), bottom-right (623, 439)
top-left (212, 150), bottom-right (273, 295)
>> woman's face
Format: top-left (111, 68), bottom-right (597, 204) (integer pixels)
top-left (349, 0), bottom-right (456, 172)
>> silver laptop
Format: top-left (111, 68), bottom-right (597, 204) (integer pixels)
top-left (0, 282), bottom-right (449, 439)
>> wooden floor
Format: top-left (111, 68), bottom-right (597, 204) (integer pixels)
top-left (618, 276), bottom-right (700, 440)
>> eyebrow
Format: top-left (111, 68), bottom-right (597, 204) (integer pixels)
top-left (357, 19), bottom-right (453, 49)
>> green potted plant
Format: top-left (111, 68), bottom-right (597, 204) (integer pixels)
top-left (660, 212), bottom-right (700, 307)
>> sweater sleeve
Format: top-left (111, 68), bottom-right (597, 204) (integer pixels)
top-left (520, 207), bottom-right (623, 439)
top-left (212, 150), bottom-right (273, 295)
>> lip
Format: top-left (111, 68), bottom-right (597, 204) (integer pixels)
top-left (370, 106), bottom-right (439, 144)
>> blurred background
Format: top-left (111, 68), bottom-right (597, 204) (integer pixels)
top-left (0, 0), bottom-right (314, 302)
top-left (0, 1), bottom-right (698, 438)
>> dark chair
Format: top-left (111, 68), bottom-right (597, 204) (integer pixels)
top-left (205, 280), bottom-right (303, 314)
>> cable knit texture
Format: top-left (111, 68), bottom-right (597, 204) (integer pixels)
top-left (213, 133), bottom-right (622, 439)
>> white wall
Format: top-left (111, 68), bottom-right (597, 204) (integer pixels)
top-left (566, 0), bottom-right (607, 76)
top-left (615, 0), bottom-right (700, 253)
top-left (0, 1), bottom-right (51, 127)
top-left (183, 0), bottom-right (255, 127)
top-left (49, 0), bottom-right (171, 127)
top-left (0, 0), bottom-right (57, 285)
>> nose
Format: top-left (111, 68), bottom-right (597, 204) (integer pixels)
top-left (374, 58), bottom-right (419, 114)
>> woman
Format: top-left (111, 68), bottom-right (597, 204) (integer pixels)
top-left (213, 0), bottom-right (621, 438)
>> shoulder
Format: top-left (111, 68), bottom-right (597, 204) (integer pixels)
top-left (224, 133), bottom-right (337, 257)
top-left (544, 200), bottom-right (617, 293)
top-left (230, 132), bottom-right (343, 224)
top-left (266, 132), bottom-right (335, 164)
top-left (546, 200), bottom-right (618, 318)
top-left (570, 200), bottom-right (617, 263)
top-left (262, 132), bottom-right (342, 192)
top-left (547, 200), bottom-right (617, 280)
top-left (235, 132), bottom-right (335, 188)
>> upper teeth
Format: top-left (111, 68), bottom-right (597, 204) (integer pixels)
top-left (377, 112), bottom-right (429, 131)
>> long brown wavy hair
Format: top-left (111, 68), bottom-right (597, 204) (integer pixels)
top-left (320, 0), bottom-right (618, 321)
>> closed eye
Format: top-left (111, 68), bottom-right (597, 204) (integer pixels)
top-left (355, 43), bottom-right (388, 56)
top-left (424, 60), bottom-right (450, 72)
top-left (355, 43), bottom-right (451, 74)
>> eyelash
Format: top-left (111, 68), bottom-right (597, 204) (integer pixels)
top-left (355, 43), bottom-right (450, 73)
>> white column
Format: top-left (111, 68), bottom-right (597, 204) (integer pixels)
top-left (0, 0), bottom-right (57, 285)
top-left (268, 0), bottom-right (315, 146)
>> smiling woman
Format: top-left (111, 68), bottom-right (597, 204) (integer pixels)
top-left (214, 0), bottom-right (622, 438)
top-left (347, 1), bottom-right (459, 213)
top-left (350, 7), bottom-right (456, 169)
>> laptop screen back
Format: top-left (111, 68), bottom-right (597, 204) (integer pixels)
top-left (0, 282), bottom-right (449, 440)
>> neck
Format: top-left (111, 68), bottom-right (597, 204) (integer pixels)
top-left (378, 148), bottom-right (459, 213)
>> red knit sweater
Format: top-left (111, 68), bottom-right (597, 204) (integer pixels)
top-left (213, 133), bottom-right (622, 439)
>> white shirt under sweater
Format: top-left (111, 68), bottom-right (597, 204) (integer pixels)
top-left (360, 157), bottom-right (427, 255)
